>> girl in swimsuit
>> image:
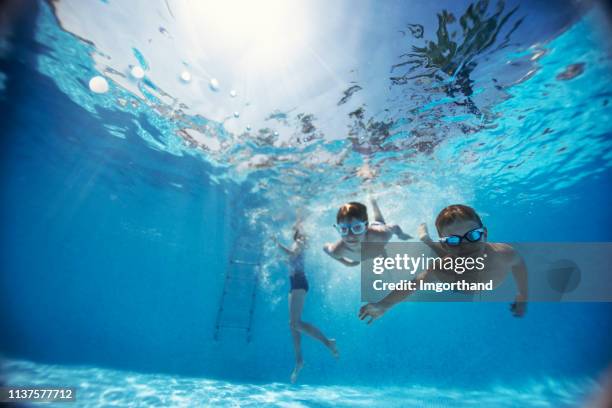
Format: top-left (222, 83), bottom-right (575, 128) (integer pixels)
top-left (275, 221), bottom-right (339, 383)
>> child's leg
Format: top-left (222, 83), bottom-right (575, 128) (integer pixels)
top-left (391, 224), bottom-right (412, 240)
top-left (289, 291), bottom-right (305, 361)
top-left (300, 321), bottom-right (338, 358)
top-left (290, 290), bottom-right (338, 357)
top-left (299, 322), bottom-right (335, 349)
top-left (290, 328), bottom-right (303, 383)
top-left (369, 198), bottom-right (385, 224)
top-left (289, 291), bottom-right (305, 382)
top-left (368, 197), bottom-right (411, 240)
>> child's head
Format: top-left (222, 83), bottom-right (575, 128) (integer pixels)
top-left (335, 202), bottom-right (368, 246)
top-left (435, 204), bottom-right (487, 254)
top-left (337, 202), bottom-right (368, 223)
top-left (293, 225), bottom-right (307, 248)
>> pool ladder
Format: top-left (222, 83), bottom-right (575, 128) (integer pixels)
top-left (213, 244), bottom-right (261, 343)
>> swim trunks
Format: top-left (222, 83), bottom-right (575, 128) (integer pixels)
top-left (290, 272), bottom-right (309, 292)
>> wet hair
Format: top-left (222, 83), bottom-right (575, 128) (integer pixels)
top-left (293, 228), bottom-right (305, 242)
top-left (336, 202), bottom-right (368, 223)
top-left (435, 204), bottom-right (483, 232)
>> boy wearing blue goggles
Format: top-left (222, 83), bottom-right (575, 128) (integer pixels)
top-left (359, 204), bottom-right (529, 325)
top-left (324, 198), bottom-right (411, 266)
top-left (334, 220), bottom-right (368, 236)
top-left (439, 227), bottom-right (485, 246)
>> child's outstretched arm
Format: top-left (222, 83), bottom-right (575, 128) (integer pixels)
top-left (273, 235), bottom-right (295, 256)
top-left (417, 223), bottom-right (446, 256)
top-left (358, 269), bottom-right (430, 324)
top-left (510, 251), bottom-right (528, 317)
top-left (323, 242), bottom-right (360, 267)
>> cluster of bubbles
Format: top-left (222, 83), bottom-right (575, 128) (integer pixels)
top-left (88, 66), bottom-right (248, 127)
top-left (88, 67), bottom-right (235, 101)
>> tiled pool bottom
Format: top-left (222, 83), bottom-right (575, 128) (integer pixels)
top-left (0, 359), bottom-right (599, 407)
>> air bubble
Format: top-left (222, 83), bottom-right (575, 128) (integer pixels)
top-left (209, 78), bottom-right (220, 91)
top-left (230, 89), bottom-right (237, 97)
top-left (130, 66), bottom-right (145, 79)
top-left (180, 71), bottom-right (191, 82)
top-left (89, 76), bottom-right (109, 94)
top-left (233, 112), bottom-right (240, 118)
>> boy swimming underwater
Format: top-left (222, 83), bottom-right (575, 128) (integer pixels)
top-left (324, 198), bottom-right (412, 266)
top-left (359, 204), bottom-right (528, 323)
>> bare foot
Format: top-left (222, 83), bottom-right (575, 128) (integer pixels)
top-left (396, 230), bottom-right (412, 240)
top-left (393, 225), bottom-right (412, 240)
top-left (327, 339), bottom-right (339, 359)
top-left (290, 360), bottom-right (304, 384)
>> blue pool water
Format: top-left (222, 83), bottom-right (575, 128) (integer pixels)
top-left (1, 0), bottom-right (612, 407)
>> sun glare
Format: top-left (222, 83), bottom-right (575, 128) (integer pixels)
top-left (183, 0), bottom-right (310, 69)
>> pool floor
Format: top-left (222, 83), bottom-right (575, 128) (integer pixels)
top-left (0, 359), bottom-right (598, 407)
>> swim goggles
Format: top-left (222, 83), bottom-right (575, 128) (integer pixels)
top-left (334, 221), bottom-right (368, 236)
top-left (439, 227), bottom-right (485, 246)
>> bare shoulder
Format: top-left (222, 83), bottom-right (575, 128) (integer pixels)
top-left (488, 243), bottom-right (518, 261)
top-left (366, 225), bottom-right (393, 241)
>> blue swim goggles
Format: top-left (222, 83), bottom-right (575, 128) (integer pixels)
top-left (334, 221), bottom-right (368, 236)
top-left (439, 227), bottom-right (485, 246)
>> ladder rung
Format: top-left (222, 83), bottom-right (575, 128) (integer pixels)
top-left (214, 240), bottom-right (261, 343)
top-left (230, 260), bottom-right (260, 265)
top-left (226, 274), bottom-right (255, 280)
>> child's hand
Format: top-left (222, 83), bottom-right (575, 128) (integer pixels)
top-left (417, 223), bottom-right (432, 242)
top-left (272, 234), bottom-right (283, 248)
top-left (358, 302), bottom-right (388, 324)
top-left (510, 295), bottom-right (527, 317)
top-left (323, 243), bottom-right (334, 255)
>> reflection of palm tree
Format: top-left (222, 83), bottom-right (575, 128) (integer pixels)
top-left (392, 0), bottom-right (523, 102)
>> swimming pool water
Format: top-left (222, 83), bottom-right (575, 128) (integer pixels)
top-left (1, 0), bottom-right (611, 407)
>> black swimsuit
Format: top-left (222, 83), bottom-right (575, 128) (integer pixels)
top-left (290, 272), bottom-right (309, 292)
top-left (289, 252), bottom-right (309, 292)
